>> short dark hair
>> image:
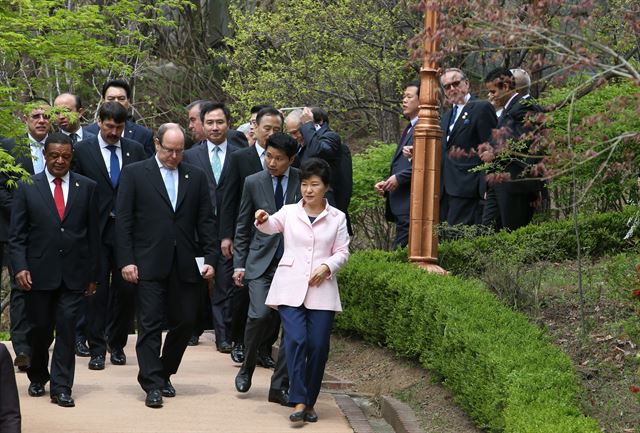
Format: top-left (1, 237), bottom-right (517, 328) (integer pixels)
top-left (98, 101), bottom-right (128, 123)
top-left (200, 101), bottom-right (231, 123)
top-left (484, 67), bottom-right (515, 89)
top-left (266, 132), bottom-right (298, 158)
top-left (256, 107), bottom-right (283, 125)
top-left (300, 157), bottom-right (331, 186)
top-left (310, 107), bottom-right (329, 125)
top-left (405, 80), bottom-right (421, 94)
top-left (101, 79), bottom-right (132, 100)
top-left (251, 104), bottom-right (272, 115)
top-left (44, 132), bottom-right (73, 152)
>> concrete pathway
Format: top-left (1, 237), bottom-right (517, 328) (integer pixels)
top-left (5, 334), bottom-right (354, 433)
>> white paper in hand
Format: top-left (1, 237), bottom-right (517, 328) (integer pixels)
top-left (195, 257), bottom-right (205, 274)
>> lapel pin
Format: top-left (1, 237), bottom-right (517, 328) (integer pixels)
top-left (126, 152), bottom-right (130, 157)
top-left (75, 181), bottom-right (80, 187)
top-left (185, 174), bottom-right (189, 179)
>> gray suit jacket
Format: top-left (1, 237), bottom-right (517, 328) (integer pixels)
top-left (233, 168), bottom-right (301, 280)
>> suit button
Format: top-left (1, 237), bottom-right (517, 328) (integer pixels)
top-left (59, 249), bottom-right (63, 253)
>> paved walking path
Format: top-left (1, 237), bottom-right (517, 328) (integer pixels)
top-left (5, 334), bottom-right (355, 433)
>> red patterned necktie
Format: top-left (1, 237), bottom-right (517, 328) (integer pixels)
top-left (53, 178), bottom-right (65, 219)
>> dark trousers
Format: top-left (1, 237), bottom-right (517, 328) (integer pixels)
top-left (393, 214), bottom-right (409, 249)
top-left (230, 285), bottom-right (249, 344)
top-left (279, 306), bottom-right (334, 407)
top-left (25, 286), bottom-right (82, 395)
top-left (439, 191), bottom-right (482, 226)
top-left (210, 255), bottom-right (234, 346)
top-left (135, 261), bottom-right (201, 392)
top-left (0, 343), bottom-right (21, 433)
top-left (242, 264), bottom-right (277, 375)
top-left (492, 184), bottom-right (535, 231)
top-left (87, 234), bottom-right (136, 357)
top-left (9, 288), bottom-right (30, 358)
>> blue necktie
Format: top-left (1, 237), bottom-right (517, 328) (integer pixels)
top-left (449, 104), bottom-right (458, 129)
top-left (106, 145), bottom-right (120, 187)
top-left (211, 146), bottom-right (221, 183)
top-left (164, 169), bottom-right (177, 210)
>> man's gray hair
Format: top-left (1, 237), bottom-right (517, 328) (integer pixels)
top-left (510, 68), bottom-right (531, 93)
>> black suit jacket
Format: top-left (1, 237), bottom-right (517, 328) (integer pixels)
top-left (72, 136), bottom-right (147, 236)
top-left (228, 128), bottom-right (249, 148)
top-left (386, 123), bottom-right (414, 220)
top-left (9, 171), bottom-right (100, 291)
top-left (233, 168), bottom-right (301, 279)
top-left (115, 158), bottom-right (217, 282)
top-left (216, 144), bottom-right (264, 240)
top-left (494, 93), bottom-right (544, 194)
top-left (85, 119), bottom-right (155, 157)
top-left (0, 343), bottom-right (20, 433)
top-left (440, 98), bottom-right (497, 198)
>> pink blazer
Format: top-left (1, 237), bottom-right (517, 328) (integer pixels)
top-left (257, 200), bottom-right (350, 311)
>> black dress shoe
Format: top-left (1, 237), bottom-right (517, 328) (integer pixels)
top-left (28, 382), bottom-right (45, 397)
top-left (268, 388), bottom-right (295, 407)
top-left (110, 349), bottom-right (126, 365)
top-left (75, 340), bottom-right (90, 357)
top-left (256, 352), bottom-right (276, 369)
top-left (161, 380), bottom-right (176, 398)
top-left (230, 343), bottom-right (244, 363)
top-left (187, 335), bottom-right (199, 346)
top-left (14, 352), bottom-right (31, 369)
top-left (88, 355), bottom-right (105, 370)
top-left (145, 389), bottom-right (163, 408)
top-left (216, 341), bottom-right (233, 353)
top-left (289, 410), bottom-right (305, 423)
top-left (51, 392), bottom-right (75, 407)
top-left (234, 369), bottom-right (252, 393)
top-left (304, 408), bottom-right (318, 423)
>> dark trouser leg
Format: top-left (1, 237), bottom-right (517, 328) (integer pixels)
top-left (191, 284), bottom-right (211, 338)
top-left (279, 305), bottom-right (307, 405)
top-left (241, 265), bottom-right (276, 376)
top-left (24, 290), bottom-right (55, 386)
top-left (260, 310), bottom-right (280, 356)
top-left (393, 214), bottom-right (409, 249)
top-left (210, 255), bottom-right (233, 346)
top-left (9, 287), bottom-right (30, 357)
top-left (135, 280), bottom-right (166, 392)
top-left (50, 288), bottom-right (82, 395)
top-left (481, 186), bottom-right (502, 230)
top-left (494, 185), bottom-right (535, 231)
top-left (440, 191), bottom-right (482, 226)
top-left (86, 246), bottom-right (109, 357)
top-left (230, 285), bottom-right (249, 344)
top-left (304, 309), bottom-right (334, 407)
top-left (269, 329), bottom-right (289, 392)
top-left (160, 268), bottom-right (200, 378)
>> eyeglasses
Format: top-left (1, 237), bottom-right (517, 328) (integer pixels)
top-left (159, 143), bottom-right (184, 156)
top-left (442, 80), bottom-right (462, 90)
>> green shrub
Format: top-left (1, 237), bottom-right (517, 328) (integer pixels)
top-left (337, 250), bottom-right (601, 433)
top-left (439, 206), bottom-right (638, 278)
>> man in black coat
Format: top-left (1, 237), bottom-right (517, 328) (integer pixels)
top-left (9, 133), bottom-right (100, 407)
top-left (84, 79), bottom-right (155, 157)
top-left (72, 101), bottom-right (147, 370)
top-left (439, 68), bottom-right (498, 226)
top-left (375, 81), bottom-right (420, 248)
top-left (116, 123), bottom-right (217, 408)
top-left (479, 67), bottom-right (544, 230)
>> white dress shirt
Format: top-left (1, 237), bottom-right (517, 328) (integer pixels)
top-left (207, 140), bottom-right (228, 168)
top-left (98, 134), bottom-right (123, 176)
top-left (45, 168), bottom-right (70, 204)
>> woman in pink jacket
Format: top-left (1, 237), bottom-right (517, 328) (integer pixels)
top-left (255, 158), bottom-right (350, 424)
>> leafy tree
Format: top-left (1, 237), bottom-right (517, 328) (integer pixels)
top-left (220, 0), bottom-right (422, 142)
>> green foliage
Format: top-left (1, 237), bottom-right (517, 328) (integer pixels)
top-left (349, 142), bottom-right (395, 249)
top-left (540, 79), bottom-right (640, 213)
top-left (221, 0), bottom-right (419, 133)
top-left (337, 250), bottom-right (601, 433)
top-left (439, 206), bottom-right (639, 278)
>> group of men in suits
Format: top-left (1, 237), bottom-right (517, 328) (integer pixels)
top-left (0, 82), bottom-right (355, 410)
top-left (378, 67), bottom-right (542, 246)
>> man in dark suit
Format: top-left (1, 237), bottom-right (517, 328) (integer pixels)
top-left (72, 101), bottom-right (147, 370)
top-left (218, 106), bottom-right (283, 366)
top-left (375, 81), bottom-right (420, 248)
top-left (116, 123), bottom-right (217, 408)
top-left (439, 68), bottom-right (498, 226)
top-left (9, 133), bottom-right (99, 407)
top-left (84, 79), bottom-right (155, 157)
top-left (479, 67), bottom-right (544, 230)
top-left (2, 100), bottom-right (52, 370)
top-left (53, 93), bottom-right (96, 144)
top-left (233, 132), bottom-right (300, 406)
top-left (181, 102), bottom-right (243, 354)
top-left (0, 343), bottom-right (21, 432)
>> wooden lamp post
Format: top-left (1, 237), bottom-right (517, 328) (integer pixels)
top-left (408, 2), bottom-right (446, 274)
